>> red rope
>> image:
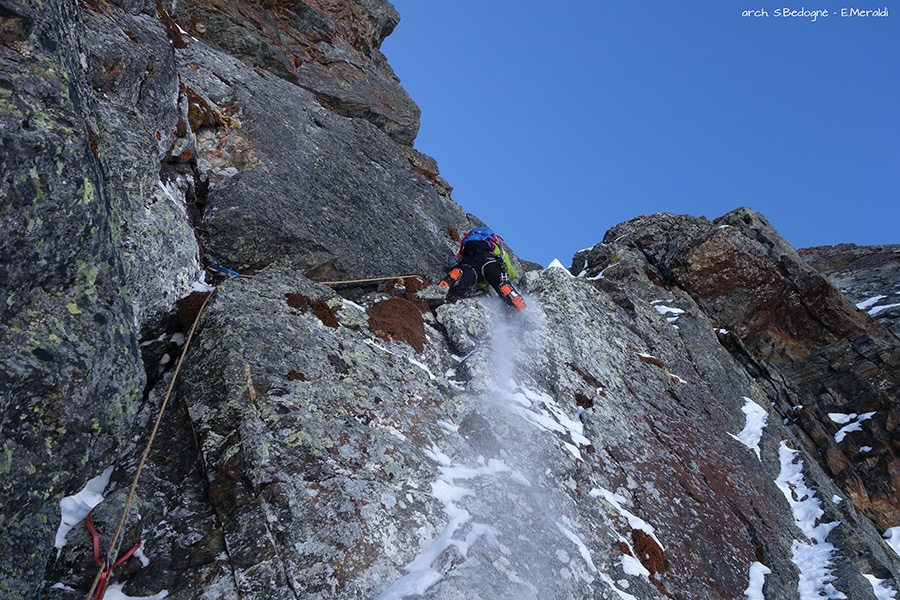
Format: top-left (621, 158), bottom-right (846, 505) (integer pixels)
top-left (85, 508), bottom-right (143, 600)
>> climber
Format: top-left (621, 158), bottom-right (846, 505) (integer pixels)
top-left (439, 226), bottom-right (526, 311)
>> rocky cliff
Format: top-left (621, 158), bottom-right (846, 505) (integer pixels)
top-left (2, 2), bottom-right (899, 599)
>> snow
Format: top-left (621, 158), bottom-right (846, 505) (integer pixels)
top-left (870, 302), bottom-right (900, 316)
top-left (103, 583), bottom-right (169, 600)
top-left (376, 447), bottom-right (526, 599)
top-left (621, 554), bottom-right (650, 578)
top-left (586, 261), bottom-right (620, 280)
top-left (774, 442), bottom-right (846, 599)
top-left (729, 397), bottom-right (769, 460)
top-left (744, 562), bottom-right (771, 600)
top-left (55, 466), bottom-right (114, 555)
top-left (864, 574), bottom-right (898, 600)
top-left (341, 298), bottom-right (366, 312)
top-left (851, 293), bottom-right (900, 315)
top-left (853, 294), bottom-right (900, 316)
top-left (599, 573), bottom-right (638, 600)
top-left (489, 382), bottom-right (590, 458)
top-left (156, 180), bottom-right (186, 213)
top-left (589, 487), bottom-right (664, 550)
top-left (884, 527), bottom-right (900, 559)
top-left (406, 356), bottom-right (436, 380)
top-left (828, 412), bottom-right (875, 443)
top-left (547, 258), bottom-right (571, 273)
top-left (556, 522), bottom-right (597, 573)
top-left (653, 303), bottom-right (684, 324)
top-left (856, 295), bottom-right (886, 310)
top-left (191, 272), bottom-right (214, 292)
top-left (653, 304), bottom-right (684, 315)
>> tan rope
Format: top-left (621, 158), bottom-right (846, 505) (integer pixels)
top-left (84, 290), bottom-right (214, 600)
top-left (318, 274), bottom-right (426, 286)
top-left (205, 266), bottom-right (427, 287)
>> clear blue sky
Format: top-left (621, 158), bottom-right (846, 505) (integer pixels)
top-left (381, 2), bottom-right (899, 267)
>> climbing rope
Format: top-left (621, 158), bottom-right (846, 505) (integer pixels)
top-left (205, 264), bottom-right (428, 288)
top-left (83, 290), bottom-right (214, 600)
top-left (318, 274), bottom-right (427, 286)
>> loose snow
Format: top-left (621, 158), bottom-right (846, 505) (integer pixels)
top-left (375, 447), bottom-right (524, 599)
top-left (730, 397), bottom-right (769, 459)
top-left (489, 382), bottom-right (590, 459)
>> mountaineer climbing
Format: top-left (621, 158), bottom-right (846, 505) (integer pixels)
top-left (440, 226), bottom-right (526, 311)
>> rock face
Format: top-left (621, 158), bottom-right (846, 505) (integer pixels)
top-left (2, 1), bottom-right (900, 599)
top-left (801, 244), bottom-right (900, 337)
top-left (575, 208), bottom-right (900, 535)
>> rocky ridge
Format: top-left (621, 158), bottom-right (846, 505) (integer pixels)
top-left (2, 1), bottom-right (900, 599)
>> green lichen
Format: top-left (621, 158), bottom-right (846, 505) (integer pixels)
top-left (0, 444), bottom-right (12, 476)
top-left (81, 178), bottom-right (94, 205)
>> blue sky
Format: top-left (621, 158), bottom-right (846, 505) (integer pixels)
top-left (381, 2), bottom-right (898, 267)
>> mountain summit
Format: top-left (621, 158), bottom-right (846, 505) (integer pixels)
top-left (1, 1), bottom-right (898, 599)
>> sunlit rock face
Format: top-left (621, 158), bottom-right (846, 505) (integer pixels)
top-left (801, 243), bottom-right (900, 337)
top-left (3, 1), bottom-right (900, 599)
top-left (575, 209), bottom-right (900, 535)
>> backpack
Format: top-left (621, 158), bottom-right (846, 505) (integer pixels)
top-left (460, 227), bottom-right (500, 256)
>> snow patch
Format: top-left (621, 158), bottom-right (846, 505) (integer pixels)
top-left (828, 412), bottom-right (875, 443)
top-left (744, 562), bottom-right (771, 600)
top-left (621, 554), bottom-right (650, 578)
top-left (547, 258), bottom-right (571, 273)
top-left (870, 303), bottom-right (900, 316)
top-left (103, 583), bottom-right (169, 600)
top-left (55, 466), bottom-right (114, 556)
top-left (586, 261), bottom-right (621, 280)
top-left (729, 397), bottom-right (768, 459)
top-left (864, 574), bottom-right (898, 600)
top-left (884, 527), bottom-right (900, 560)
top-left (856, 295), bottom-right (886, 310)
top-left (191, 272), bottom-right (215, 293)
top-left (775, 442), bottom-right (845, 599)
top-left (653, 303), bottom-right (684, 325)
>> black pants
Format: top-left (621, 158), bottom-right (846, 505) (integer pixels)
top-left (449, 254), bottom-right (508, 297)
top-left (447, 253), bottom-right (528, 312)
